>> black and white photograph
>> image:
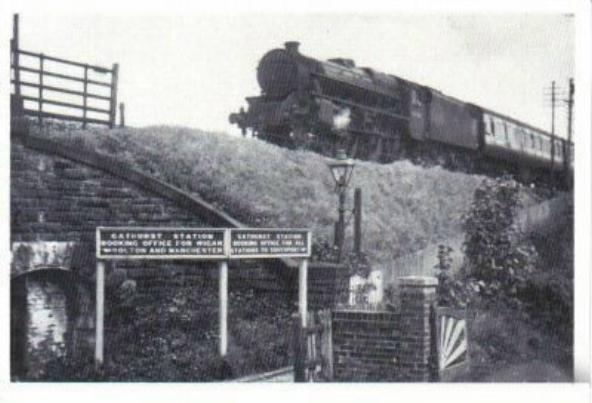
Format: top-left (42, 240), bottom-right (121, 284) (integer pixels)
top-left (2, 0), bottom-right (591, 402)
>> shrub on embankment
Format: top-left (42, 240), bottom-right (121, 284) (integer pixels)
top-left (437, 177), bottom-right (573, 380)
top-left (38, 123), bottom-right (541, 275)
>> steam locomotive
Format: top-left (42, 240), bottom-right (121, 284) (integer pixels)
top-left (230, 42), bottom-right (573, 184)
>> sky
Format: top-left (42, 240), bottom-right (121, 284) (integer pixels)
top-left (10, 13), bottom-right (574, 138)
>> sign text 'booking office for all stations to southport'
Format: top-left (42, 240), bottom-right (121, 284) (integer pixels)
top-left (96, 227), bottom-right (311, 259)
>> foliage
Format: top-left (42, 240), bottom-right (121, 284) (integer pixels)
top-left (39, 283), bottom-right (293, 381)
top-left (433, 245), bottom-right (469, 308)
top-left (461, 176), bottom-right (537, 310)
top-left (311, 238), bottom-right (339, 262)
top-left (345, 252), bottom-right (373, 278)
top-left (453, 177), bottom-right (573, 379)
top-left (464, 305), bottom-right (572, 381)
top-left (351, 283), bottom-right (377, 307)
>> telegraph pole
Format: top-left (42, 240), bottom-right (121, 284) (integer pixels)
top-left (567, 78), bottom-right (574, 145)
top-left (566, 78), bottom-right (574, 189)
top-left (550, 80), bottom-right (556, 177)
top-left (544, 80), bottom-right (558, 187)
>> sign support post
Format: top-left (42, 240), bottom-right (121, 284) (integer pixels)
top-left (95, 260), bottom-right (105, 368)
top-left (298, 258), bottom-right (308, 326)
top-left (95, 226), bottom-right (311, 367)
top-left (218, 260), bottom-right (228, 357)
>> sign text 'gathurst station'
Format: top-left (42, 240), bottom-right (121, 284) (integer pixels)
top-left (96, 227), bottom-right (311, 259)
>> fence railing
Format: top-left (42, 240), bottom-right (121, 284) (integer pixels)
top-left (292, 310), bottom-right (333, 382)
top-left (10, 14), bottom-right (119, 128)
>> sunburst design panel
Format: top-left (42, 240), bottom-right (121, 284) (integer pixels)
top-left (438, 315), bottom-right (468, 370)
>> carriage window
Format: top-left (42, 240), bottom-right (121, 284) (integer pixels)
top-left (539, 137), bottom-right (543, 150)
top-left (531, 134), bottom-right (535, 148)
top-left (490, 119), bottom-right (495, 135)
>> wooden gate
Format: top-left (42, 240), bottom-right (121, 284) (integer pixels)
top-left (292, 309), bottom-right (333, 382)
top-left (434, 307), bottom-right (470, 381)
top-left (10, 14), bottom-right (119, 128)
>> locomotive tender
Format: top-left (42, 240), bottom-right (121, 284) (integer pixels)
top-left (230, 42), bottom-right (573, 183)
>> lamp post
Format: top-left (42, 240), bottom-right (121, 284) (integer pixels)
top-left (327, 148), bottom-right (355, 262)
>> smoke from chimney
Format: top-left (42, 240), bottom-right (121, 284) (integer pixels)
top-left (332, 108), bottom-right (351, 131)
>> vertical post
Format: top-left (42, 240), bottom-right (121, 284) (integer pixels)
top-left (550, 80), bottom-right (556, 179)
top-left (292, 314), bottom-right (306, 382)
top-left (38, 54), bottom-right (44, 126)
top-left (298, 258), bottom-right (308, 326)
top-left (319, 309), bottom-right (334, 381)
top-left (82, 65), bottom-right (88, 129)
top-left (337, 189), bottom-right (346, 262)
top-left (109, 63), bottom-right (119, 129)
top-left (12, 14), bottom-right (21, 98)
top-left (567, 78), bottom-right (574, 145)
top-left (119, 103), bottom-right (125, 128)
top-left (565, 78), bottom-right (574, 189)
top-left (398, 276), bottom-right (438, 381)
top-left (218, 260), bottom-right (228, 357)
top-left (333, 222), bottom-right (339, 248)
top-left (353, 187), bottom-right (362, 255)
top-left (95, 261), bottom-right (105, 368)
top-left (551, 80), bottom-right (556, 135)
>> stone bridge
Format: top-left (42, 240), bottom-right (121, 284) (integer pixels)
top-left (10, 126), bottom-right (347, 379)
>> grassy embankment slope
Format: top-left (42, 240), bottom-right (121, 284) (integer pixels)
top-left (42, 124), bottom-right (496, 274)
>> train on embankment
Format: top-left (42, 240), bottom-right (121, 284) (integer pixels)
top-left (229, 42), bottom-right (573, 187)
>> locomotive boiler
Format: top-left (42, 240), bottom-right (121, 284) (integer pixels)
top-left (230, 42), bottom-right (573, 184)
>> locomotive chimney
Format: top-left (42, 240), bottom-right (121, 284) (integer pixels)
top-left (285, 41), bottom-right (300, 55)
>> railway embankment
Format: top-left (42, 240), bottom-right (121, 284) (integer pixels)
top-left (34, 123), bottom-right (545, 275)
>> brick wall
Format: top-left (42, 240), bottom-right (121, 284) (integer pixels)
top-left (331, 276), bottom-right (438, 382)
top-left (397, 276), bottom-right (438, 381)
top-left (241, 260), bottom-right (348, 311)
top-left (11, 138), bottom-right (209, 280)
top-left (307, 262), bottom-right (349, 310)
top-left (332, 310), bottom-right (401, 381)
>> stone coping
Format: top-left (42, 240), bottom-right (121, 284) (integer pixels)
top-left (399, 276), bottom-right (438, 287)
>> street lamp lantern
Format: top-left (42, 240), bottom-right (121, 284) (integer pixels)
top-left (328, 149), bottom-right (355, 189)
top-left (327, 148), bottom-right (356, 262)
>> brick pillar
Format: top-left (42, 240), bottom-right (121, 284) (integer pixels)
top-left (397, 276), bottom-right (437, 382)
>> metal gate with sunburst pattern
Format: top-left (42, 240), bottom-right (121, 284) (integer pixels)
top-left (434, 307), bottom-right (470, 381)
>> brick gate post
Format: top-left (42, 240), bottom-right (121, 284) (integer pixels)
top-left (397, 276), bottom-right (437, 381)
